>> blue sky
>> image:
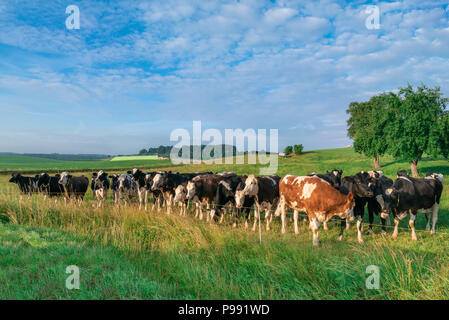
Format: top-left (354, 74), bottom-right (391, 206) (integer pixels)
top-left (0, 0), bottom-right (449, 154)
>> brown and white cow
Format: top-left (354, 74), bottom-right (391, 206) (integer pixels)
top-left (275, 175), bottom-right (355, 246)
top-left (235, 174), bottom-right (281, 231)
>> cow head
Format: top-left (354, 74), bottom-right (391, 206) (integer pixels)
top-left (186, 179), bottom-right (199, 200)
top-left (174, 185), bottom-right (187, 202)
top-left (9, 173), bottom-right (21, 183)
top-left (37, 173), bottom-right (50, 189)
top-left (327, 169), bottom-right (343, 186)
top-left (94, 170), bottom-right (109, 188)
top-left (243, 175), bottom-right (258, 197)
top-left (396, 170), bottom-right (409, 178)
top-left (216, 181), bottom-right (234, 204)
top-left (342, 173), bottom-right (374, 198)
top-left (58, 172), bottom-right (72, 186)
top-left (379, 187), bottom-right (398, 218)
top-left (118, 174), bottom-right (131, 192)
top-left (151, 173), bottom-right (167, 191)
top-left (234, 182), bottom-right (247, 208)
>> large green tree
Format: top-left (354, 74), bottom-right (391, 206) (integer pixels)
top-left (386, 84), bottom-right (449, 177)
top-left (347, 94), bottom-right (391, 168)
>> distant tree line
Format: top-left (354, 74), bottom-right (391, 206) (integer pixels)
top-left (347, 84), bottom-right (449, 177)
top-left (139, 144), bottom-right (237, 159)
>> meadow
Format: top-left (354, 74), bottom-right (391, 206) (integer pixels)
top-left (0, 148), bottom-right (448, 299)
top-left (0, 154), bottom-right (174, 174)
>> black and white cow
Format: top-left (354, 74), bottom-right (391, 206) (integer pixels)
top-left (366, 171), bottom-right (393, 235)
top-left (117, 173), bottom-right (138, 205)
top-left (152, 172), bottom-right (194, 214)
top-left (58, 172), bottom-right (89, 202)
top-left (37, 173), bottom-right (64, 198)
top-left (186, 173), bottom-right (234, 220)
top-left (91, 173), bottom-right (98, 199)
top-left (93, 170), bottom-right (110, 208)
top-left (380, 172), bottom-right (443, 240)
top-left (144, 172), bottom-right (164, 211)
top-left (8, 173), bottom-right (39, 197)
top-left (235, 175), bottom-right (281, 232)
top-left (337, 172), bottom-right (374, 243)
top-left (210, 174), bottom-right (248, 224)
top-left (110, 174), bottom-right (120, 204)
top-left (131, 168), bottom-right (151, 210)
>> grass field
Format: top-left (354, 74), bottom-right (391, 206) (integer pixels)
top-left (111, 155), bottom-right (159, 161)
top-left (1, 148), bottom-right (448, 299)
top-left (0, 154), bottom-right (174, 174)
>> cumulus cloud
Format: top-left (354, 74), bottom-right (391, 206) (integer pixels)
top-left (0, 0), bottom-right (448, 153)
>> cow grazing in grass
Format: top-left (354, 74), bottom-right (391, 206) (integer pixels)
top-left (275, 175), bottom-right (354, 246)
top-left (235, 175), bottom-right (281, 231)
top-left (380, 172), bottom-right (443, 240)
top-left (58, 172), bottom-right (89, 202)
top-left (338, 172), bottom-right (374, 243)
top-left (37, 173), bottom-right (64, 199)
top-left (9, 173), bottom-right (39, 197)
top-left (93, 170), bottom-right (109, 208)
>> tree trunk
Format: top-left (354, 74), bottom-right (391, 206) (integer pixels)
top-left (410, 159), bottom-right (419, 177)
top-left (373, 156), bottom-right (381, 169)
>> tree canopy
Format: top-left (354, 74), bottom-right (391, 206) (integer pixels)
top-left (347, 84), bottom-right (449, 176)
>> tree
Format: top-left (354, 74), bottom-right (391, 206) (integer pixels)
top-left (284, 146), bottom-right (293, 154)
top-left (386, 84), bottom-right (449, 177)
top-left (139, 148), bottom-right (148, 155)
top-left (347, 94), bottom-right (391, 168)
top-left (293, 144), bottom-right (303, 155)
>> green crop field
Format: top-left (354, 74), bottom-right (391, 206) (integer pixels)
top-left (111, 155), bottom-right (159, 161)
top-left (1, 147), bottom-right (449, 299)
top-left (0, 154), bottom-right (174, 174)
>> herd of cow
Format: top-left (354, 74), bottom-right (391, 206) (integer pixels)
top-left (7, 168), bottom-right (444, 246)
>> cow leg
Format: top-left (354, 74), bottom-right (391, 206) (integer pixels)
top-left (345, 217), bottom-right (351, 230)
top-left (425, 213), bottom-right (431, 230)
top-left (409, 213), bottom-right (418, 241)
top-left (252, 206), bottom-right (259, 232)
top-left (368, 209), bottom-right (374, 234)
top-left (206, 203), bottom-right (211, 222)
top-left (265, 209), bottom-right (271, 231)
top-left (380, 218), bottom-right (387, 235)
top-left (392, 217), bottom-right (400, 239)
top-left (431, 203), bottom-right (439, 235)
top-left (144, 190), bottom-right (148, 211)
top-left (293, 210), bottom-right (299, 235)
top-left (337, 218), bottom-right (345, 241)
top-left (323, 221), bottom-right (329, 231)
top-left (356, 216), bottom-right (364, 244)
top-left (311, 218), bottom-right (321, 247)
top-left (195, 203), bottom-right (199, 219)
top-left (199, 204), bottom-right (204, 220)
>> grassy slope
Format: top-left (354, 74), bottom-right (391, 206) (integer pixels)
top-left (1, 148), bottom-right (449, 299)
top-left (0, 155), bottom-right (174, 174)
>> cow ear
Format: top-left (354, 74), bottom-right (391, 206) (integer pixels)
top-left (347, 192), bottom-right (354, 201)
top-left (68, 175), bottom-right (73, 179)
top-left (127, 171), bottom-right (132, 174)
